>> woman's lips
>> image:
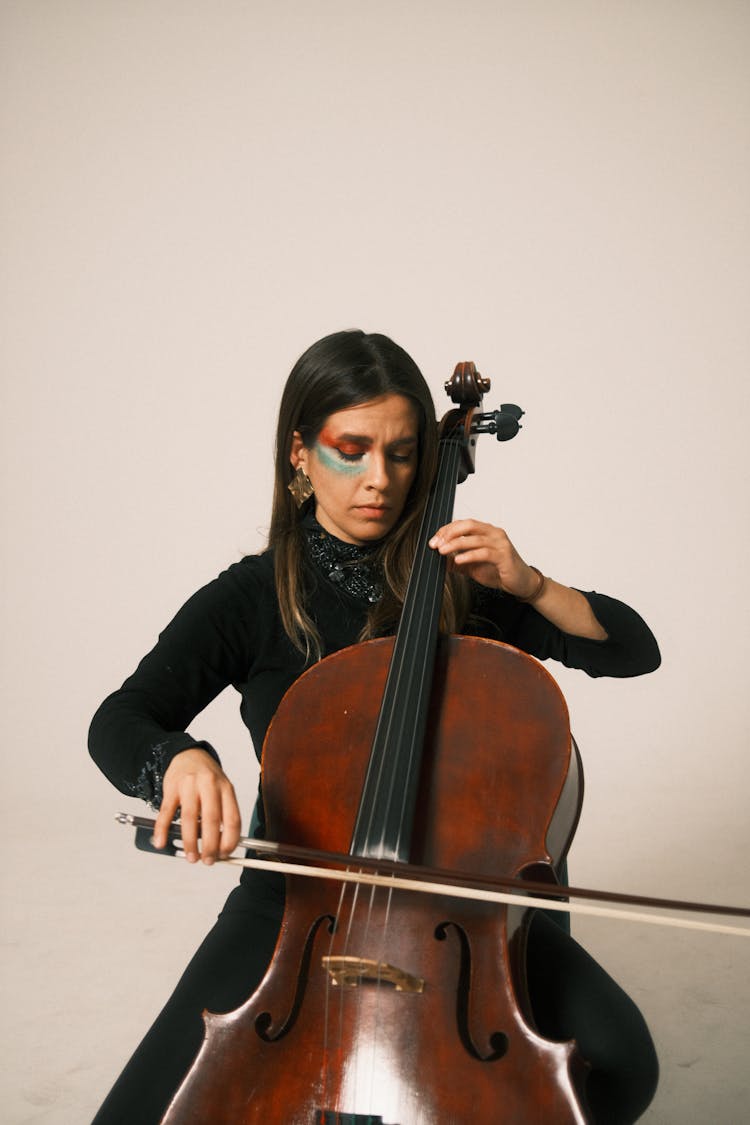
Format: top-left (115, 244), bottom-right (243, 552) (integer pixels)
top-left (356, 505), bottom-right (389, 518)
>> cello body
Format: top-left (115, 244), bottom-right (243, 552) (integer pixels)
top-left (162, 635), bottom-right (589, 1124)
top-left (161, 366), bottom-right (592, 1122)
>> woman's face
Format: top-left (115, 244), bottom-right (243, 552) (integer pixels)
top-left (291, 393), bottom-right (420, 545)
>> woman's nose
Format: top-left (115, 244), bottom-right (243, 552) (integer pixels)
top-left (364, 453), bottom-right (389, 490)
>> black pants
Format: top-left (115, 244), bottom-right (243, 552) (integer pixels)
top-left (93, 872), bottom-right (658, 1124)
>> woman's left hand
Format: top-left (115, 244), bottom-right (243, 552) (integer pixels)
top-left (429, 519), bottom-right (539, 597)
top-left (429, 518), bottom-right (608, 641)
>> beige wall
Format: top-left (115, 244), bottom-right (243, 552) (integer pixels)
top-left (2, 2), bottom-right (748, 1120)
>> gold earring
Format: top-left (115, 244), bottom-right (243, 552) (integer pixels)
top-left (288, 465), bottom-right (314, 508)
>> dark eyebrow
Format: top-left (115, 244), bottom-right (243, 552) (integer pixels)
top-left (388, 436), bottom-right (418, 446)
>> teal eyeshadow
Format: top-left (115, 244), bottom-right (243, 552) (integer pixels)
top-left (315, 441), bottom-right (366, 476)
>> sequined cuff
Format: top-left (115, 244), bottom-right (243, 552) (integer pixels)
top-left (128, 741), bottom-right (169, 808)
top-left (127, 737), bottom-right (222, 809)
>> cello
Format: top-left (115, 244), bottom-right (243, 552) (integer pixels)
top-left (157, 365), bottom-right (593, 1122)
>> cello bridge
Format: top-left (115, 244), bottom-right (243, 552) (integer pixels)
top-left (322, 955), bottom-right (424, 993)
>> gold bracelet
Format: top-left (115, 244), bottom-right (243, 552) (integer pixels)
top-left (516, 565), bottom-right (546, 604)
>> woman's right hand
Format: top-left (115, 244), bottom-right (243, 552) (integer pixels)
top-left (152, 748), bottom-right (242, 865)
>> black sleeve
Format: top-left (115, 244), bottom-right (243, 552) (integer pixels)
top-left (471, 587), bottom-right (661, 679)
top-left (88, 558), bottom-right (266, 806)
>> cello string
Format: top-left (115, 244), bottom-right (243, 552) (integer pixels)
top-left (362, 881), bottom-right (396, 1117)
top-left (349, 426), bottom-right (454, 1105)
top-left (322, 875), bottom-right (366, 1116)
top-left (384, 437), bottom-right (459, 865)
top-left (364, 434), bottom-right (454, 861)
top-left (324, 878), bottom-right (395, 1117)
top-left (316, 427), bottom-right (460, 1115)
top-left (324, 873), bottom-right (393, 1115)
top-left (350, 437), bottom-right (459, 1119)
top-left (343, 424), bottom-right (457, 1113)
top-left (354, 433), bottom-right (460, 864)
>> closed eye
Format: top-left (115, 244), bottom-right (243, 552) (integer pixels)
top-left (334, 444), bottom-right (367, 462)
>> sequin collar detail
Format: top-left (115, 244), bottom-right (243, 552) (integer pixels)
top-left (303, 516), bottom-right (384, 604)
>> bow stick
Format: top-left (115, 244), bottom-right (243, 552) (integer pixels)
top-left (116, 814), bottom-right (750, 938)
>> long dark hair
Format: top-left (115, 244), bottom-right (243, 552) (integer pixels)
top-left (269, 329), bottom-right (468, 659)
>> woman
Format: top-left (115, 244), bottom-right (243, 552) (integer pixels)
top-left (90, 329), bottom-right (661, 1123)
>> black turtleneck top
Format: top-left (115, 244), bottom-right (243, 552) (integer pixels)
top-left (88, 527), bottom-right (660, 820)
